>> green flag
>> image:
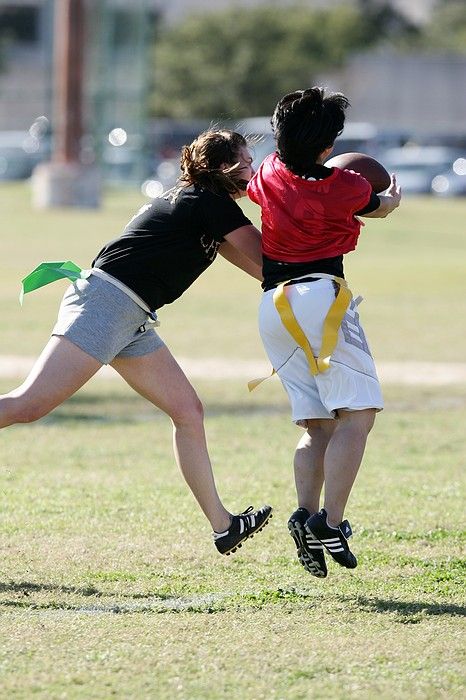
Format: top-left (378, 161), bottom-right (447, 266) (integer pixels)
top-left (20, 261), bottom-right (90, 305)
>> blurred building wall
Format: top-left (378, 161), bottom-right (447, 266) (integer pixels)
top-left (0, 0), bottom-right (52, 130)
top-left (319, 50), bottom-right (466, 135)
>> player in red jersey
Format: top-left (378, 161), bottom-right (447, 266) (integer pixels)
top-left (248, 87), bottom-right (401, 577)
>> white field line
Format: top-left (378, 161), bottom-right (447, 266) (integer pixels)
top-left (0, 355), bottom-right (466, 385)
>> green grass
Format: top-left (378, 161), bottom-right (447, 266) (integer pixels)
top-left (0, 380), bottom-right (465, 698)
top-left (0, 183), bottom-right (465, 698)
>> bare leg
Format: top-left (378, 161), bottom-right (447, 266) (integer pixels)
top-left (294, 419), bottom-right (335, 513)
top-left (111, 347), bottom-right (231, 533)
top-left (323, 409), bottom-right (376, 526)
top-left (0, 336), bottom-right (102, 427)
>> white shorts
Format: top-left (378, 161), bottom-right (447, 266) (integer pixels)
top-left (258, 278), bottom-right (383, 425)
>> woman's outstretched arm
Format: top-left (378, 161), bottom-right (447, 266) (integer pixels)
top-left (219, 224), bottom-right (263, 281)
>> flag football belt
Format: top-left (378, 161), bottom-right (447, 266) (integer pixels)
top-left (19, 260), bottom-right (159, 325)
top-left (248, 273), bottom-right (353, 392)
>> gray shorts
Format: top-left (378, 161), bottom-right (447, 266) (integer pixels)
top-left (52, 274), bottom-right (165, 364)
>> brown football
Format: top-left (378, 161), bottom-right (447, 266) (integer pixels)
top-left (325, 152), bottom-right (391, 193)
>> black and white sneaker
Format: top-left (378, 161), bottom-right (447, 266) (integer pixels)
top-left (305, 508), bottom-right (357, 569)
top-left (288, 508), bottom-right (327, 578)
top-left (213, 505), bottom-right (273, 555)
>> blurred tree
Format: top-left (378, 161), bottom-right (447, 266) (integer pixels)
top-left (356, 0), bottom-right (420, 41)
top-left (419, 0), bottom-right (466, 52)
top-left (151, 4), bottom-right (416, 118)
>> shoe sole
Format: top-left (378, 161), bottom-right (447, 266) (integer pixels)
top-left (288, 519), bottom-right (327, 578)
top-left (223, 511), bottom-right (273, 556)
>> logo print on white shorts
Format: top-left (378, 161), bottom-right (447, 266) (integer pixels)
top-left (341, 303), bottom-right (371, 356)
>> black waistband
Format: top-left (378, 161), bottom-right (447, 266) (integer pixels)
top-left (286, 276), bottom-right (322, 286)
top-left (266, 276), bottom-right (322, 291)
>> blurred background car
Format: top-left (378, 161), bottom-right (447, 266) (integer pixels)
top-left (0, 129), bottom-right (50, 180)
top-left (431, 157), bottom-right (466, 197)
top-left (381, 146), bottom-right (461, 194)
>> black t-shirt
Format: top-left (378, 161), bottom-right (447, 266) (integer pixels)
top-left (92, 184), bottom-right (252, 310)
top-left (261, 163), bottom-right (380, 290)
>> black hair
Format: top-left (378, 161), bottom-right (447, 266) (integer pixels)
top-left (180, 129), bottom-right (248, 194)
top-left (271, 87), bottom-right (350, 175)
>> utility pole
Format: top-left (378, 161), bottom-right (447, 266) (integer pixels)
top-left (32, 0), bottom-right (101, 208)
top-left (54, 0), bottom-right (84, 163)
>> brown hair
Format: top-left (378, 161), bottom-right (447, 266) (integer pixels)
top-left (179, 129), bottom-right (248, 194)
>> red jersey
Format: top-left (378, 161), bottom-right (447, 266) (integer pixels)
top-left (247, 153), bottom-right (372, 262)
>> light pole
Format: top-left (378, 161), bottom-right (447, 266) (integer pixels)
top-left (32, 0), bottom-right (101, 208)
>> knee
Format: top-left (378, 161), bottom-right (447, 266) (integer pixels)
top-left (305, 419), bottom-right (335, 443)
top-left (294, 420), bottom-right (333, 465)
top-left (169, 393), bottom-right (205, 428)
top-left (4, 396), bottom-right (47, 424)
top-left (338, 409), bottom-right (376, 437)
top-left (366, 412), bottom-right (376, 433)
top-left (294, 431), bottom-right (312, 464)
top-left (296, 430), bottom-right (312, 450)
top-left (360, 409), bottom-right (376, 435)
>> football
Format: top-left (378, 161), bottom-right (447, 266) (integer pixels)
top-left (325, 152), bottom-right (391, 193)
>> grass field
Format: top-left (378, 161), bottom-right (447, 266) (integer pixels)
top-left (0, 184), bottom-right (465, 699)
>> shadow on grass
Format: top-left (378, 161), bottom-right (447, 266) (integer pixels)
top-left (29, 397), bottom-right (289, 426)
top-left (39, 411), bottom-right (156, 425)
top-left (5, 582), bottom-right (463, 618)
top-left (0, 580), bottom-right (228, 614)
top-left (1, 580), bottom-right (108, 597)
top-left (353, 595), bottom-right (466, 619)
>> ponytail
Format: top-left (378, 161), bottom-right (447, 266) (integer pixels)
top-left (179, 130), bottom-right (248, 195)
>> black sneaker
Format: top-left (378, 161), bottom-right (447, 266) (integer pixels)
top-left (213, 505), bottom-right (273, 555)
top-left (305, 508), bottom-right (357, 569)
top-left (288, 508), bottom-right (327, 578)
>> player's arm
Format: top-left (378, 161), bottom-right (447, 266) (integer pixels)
top-left (219, 224), bottom-right (263, 281)
top-left (361, 174), bottom-right (402, 219)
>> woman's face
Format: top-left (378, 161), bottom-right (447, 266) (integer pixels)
top-left (227, 146), bottom-right (255, 196)
top-left (236, 146), bottom-right (255, 181)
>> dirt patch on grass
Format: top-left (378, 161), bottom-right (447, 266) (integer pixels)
top-left (1, 355), bottom-right (466, 385)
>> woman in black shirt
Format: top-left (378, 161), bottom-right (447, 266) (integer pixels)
top-left (1, 130), bottom-right (272, 556)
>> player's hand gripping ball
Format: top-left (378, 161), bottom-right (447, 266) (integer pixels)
top-left (325, 152), bottom-right (391, 193)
